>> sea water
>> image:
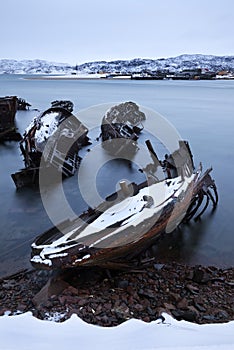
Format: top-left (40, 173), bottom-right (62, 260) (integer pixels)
top-left (0, 75), bottom-right (233, 277)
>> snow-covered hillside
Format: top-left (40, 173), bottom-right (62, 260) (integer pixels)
top-left (0, 54), bottom-right (234, 75)
top-left (75, 55), bottom-right (234, 74)
top-left (0, 59), bottom-right (72, 74)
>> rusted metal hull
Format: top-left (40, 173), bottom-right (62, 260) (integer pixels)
top-left (0, 96), bottom-right (21, 141)
top-left (101, 101), bottom-right (145, 157)
top-left (31, 164), bottom-right (218, 271)
top-left (11, 105), bottom-right (89, 188)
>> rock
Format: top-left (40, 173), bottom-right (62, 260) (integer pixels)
top-left (117, 280), bottom-right (129, 289)
top-left (142, 316), bottom-right (150, 322)
top-left (170, 292), bottom-right (180, 302)
top-left (138, 289), bottom-right (155, 299)
top-left (94, 305), bottom-right (103, 315)
top-left (133, 303), bottom-right (144, 312)
top-left (147, 306), bottom-right (156, 316)
top-left (172, 309), bottom-right (197, 322)
top-left (100, 315), bottom-right (112, 325)
top-left (153, 264), bottom-right (165, 271)
top-left (67, 308), bottom-right (80, 318)
top-left (112, 304), bottom-right (130, 319)
top-left (62, 295), bottom-right (79, 304)
top-left (187, 306), bottom-right (199, 315)
top-left (0, 307), bottom-right (10, 316)
top-left (103, 302), bottom-right (112, 311)
top-left (2, 280), bottom-right (16, 289)
top-left (202, 314), bottom-right (217, 322)
top-left (217, 310), bottom-right (229, 319)
top-left (186, 271), bottom-right (194, 280)
top-left (65, 285), bottom-right (79, 295)
top-left (192, 267), bottom-right (210, 283)
top-left (186, 284), bottom-right (199, 294)
top-left (163, 303), bottom-right (176, 310)
top-left (177, 298), bottom-right (188, 309)
top-left (78, 299), bottom-right (89, 307)
top-left (16, 304), bottom-right (27, 312)
top-left (193, 302), bottom-right (207, 312)
top-left (33, 277), bottom-right (69, 307)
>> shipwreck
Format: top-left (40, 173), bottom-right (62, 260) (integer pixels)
top-left (11, 101), bottom-right (89, 189)
top-left (101, 101), bottom-right (146, 157)
top-left (0, 96), bottom-right (22, 141)
top-left (31, 136), bottom-right (218, 271)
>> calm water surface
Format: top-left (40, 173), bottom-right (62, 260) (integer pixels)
top-left (0, 75), bottom-right (233, 277)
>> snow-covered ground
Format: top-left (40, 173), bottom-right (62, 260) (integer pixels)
top-left (0, 312), bottom-right (234, 350)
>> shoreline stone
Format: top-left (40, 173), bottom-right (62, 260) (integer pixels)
top-left (0, 263), bottom-right (233, 326)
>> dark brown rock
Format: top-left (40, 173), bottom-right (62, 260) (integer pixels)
top-left (193, 302), bottom-right (206, 312)
top-left (163, 303), bottom-right (176, 310)
top-left (172, 309), bottom-right (197, 322)
top-left (177, 298), bottom-right (188, 309)
top-left (192, 267), bottom-right (211, 283)
top-left (186, 284), bottom-right (199, 294)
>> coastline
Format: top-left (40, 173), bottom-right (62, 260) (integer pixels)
top-left (0, 261), bottom-right (233, 326)
top-left (24, 74), bottom-right (234, 81)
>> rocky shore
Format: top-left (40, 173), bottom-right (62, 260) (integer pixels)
top-left (0, 262), bottom-right (233, 326)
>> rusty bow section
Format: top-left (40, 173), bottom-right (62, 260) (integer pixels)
top-left (11, 102), bottom-right (89, 188)
top-left (31, 140), bottom-right (218, 271)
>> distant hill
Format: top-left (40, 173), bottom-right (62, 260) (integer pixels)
top-left (0, 54), bottom-right (234, 74)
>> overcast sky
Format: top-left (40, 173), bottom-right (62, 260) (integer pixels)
top-left (1, 0), bottom-right (234, 64)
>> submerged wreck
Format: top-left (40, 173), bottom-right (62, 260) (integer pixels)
top-left (101, 101), bottom-right (146, 156)
top-left (17, 98), bottom-right (31, 110)
top-left (31, 138), bottom-right (218, 271)
top-left (0, 96), bottom-right (22, 141)
top-left (11, 101), bottom-right (89, 189)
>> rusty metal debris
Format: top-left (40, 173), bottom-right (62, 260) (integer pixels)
top-left (50, 100), bottom-right (74, 113)
top-left (101, 101), bottom-right (146, 156)
top-left (17, 98), bottom-right (31, 110)
top-left (11, 101), bottom-right (89, 189)
top-left (0, 96), bottom-right (22, 141)
top-left (31, 137), bottom-right (218, 271)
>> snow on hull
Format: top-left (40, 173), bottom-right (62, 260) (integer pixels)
top-left (31, 164), bottom-right (218, 270)
top-left (31, 175), bottom-right (191, 269)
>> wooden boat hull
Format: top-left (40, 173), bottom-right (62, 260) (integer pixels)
top-left (31, 166), bottom-right (218, 270)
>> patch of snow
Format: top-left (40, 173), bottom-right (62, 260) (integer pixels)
top-left (34, 112), bottom-right (60, 152)
top-left (39, 243), bottom-right (78, 259)
top-left (75, 254), bottom-right (91, 263)
top-left (4, 311), bottom-right (11, 316)
top-left (48, 253), bottom-right (68, 259)
top-left (31, 243), bottom-right (78, 266)
top-left (75, 175), bottom-right (189, 241)
top-left (44, 311), bottom-right (68, 322)
top-left (0, 312), bottom-right (233, 350)
top-left (30, 255), bottom-right (52, 266)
